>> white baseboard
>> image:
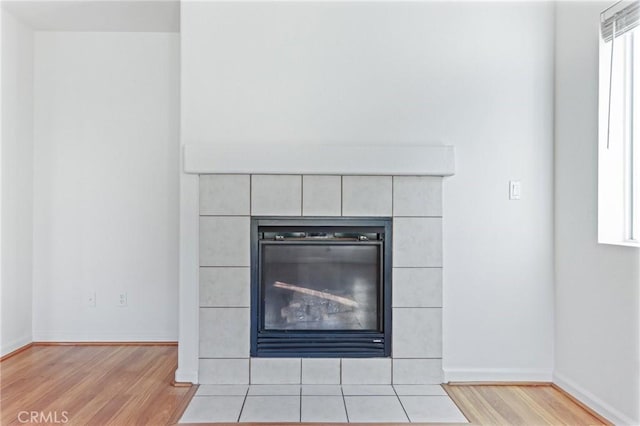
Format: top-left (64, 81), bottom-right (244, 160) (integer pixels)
top-left (1, 335), bottom-right (32, 357)
top-left (32, 331), bottom-right (177, 342)
top-left (444, 367), bottom-right (553, 382)
top-left (175, 368), bottom-right (198, 384)
top-left (553, 372), bottom-right (637, 426)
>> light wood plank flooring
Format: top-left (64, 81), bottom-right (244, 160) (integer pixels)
top-left (444, 384), bottom-right (608, 426)
top-left (1, 345), bottom-right (609, 425)
top-left (0, 345), bottom-right (194, 425)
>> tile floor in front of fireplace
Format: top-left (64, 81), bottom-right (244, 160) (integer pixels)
top-left (179, 384), bottom-right (468, 423)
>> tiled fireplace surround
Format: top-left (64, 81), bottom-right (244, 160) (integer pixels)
top-left (198, 174), bottom-right (444, 385)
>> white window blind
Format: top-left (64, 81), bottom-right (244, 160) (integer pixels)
top-left (601, 1), bottom-right (639, 42)
top-left (598, 0), bottom-right (640, 246)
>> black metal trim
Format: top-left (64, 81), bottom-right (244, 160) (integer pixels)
top-left (250, 216), bottom-right (392, 358)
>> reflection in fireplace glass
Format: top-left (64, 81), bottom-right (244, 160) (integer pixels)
top-left (261, 244), bottom-right (380, 331)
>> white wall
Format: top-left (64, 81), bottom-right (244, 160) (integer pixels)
top-left (180, 1), bottom-right (555, 380)
top-left (555, 2), bottom-right (640, 424)
top-left (32, 32), bottom-right (180, 341)
top-left (1, 10), bottom-right (34, 356)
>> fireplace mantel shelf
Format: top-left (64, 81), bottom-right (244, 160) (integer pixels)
top-left (183, 144), bottom-right (455, 176)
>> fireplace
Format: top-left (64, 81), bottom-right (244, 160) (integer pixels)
top-left (250, 217), bottom-right (392, 357)
top-left (191, 172), bottom-right (447, 385)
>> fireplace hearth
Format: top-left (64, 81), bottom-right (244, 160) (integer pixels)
top-left (251, 217), bottom-right (392, 357)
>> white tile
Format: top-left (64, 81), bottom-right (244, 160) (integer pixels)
top-left (303, 175), bottom-right (342, 216)
top-left (301, 396), bottom-right (348, 422)
top-left (195, 384), bottom-right (248, 396)
top-left (179, 396), bottom-right (244, 423)
top-left (200, 216), bottom-right (250, 266)
top-left (302, 358), bottom-right (340, 384)
top-left (393, 217), bottom-right (442, 267)
top-left (342, 176), bottom-right (392, 216)
top-left (301, 385), bottom-right (343, 396)
top-left (251, 175), bottom-right (302, 216)
top-left (250, 358), bottom-right (301, 384)
top-left (400, 395), bottom-right (468, 423)
top-left (247, 385), bottom-right (300, 395)
top-left (240, 396), bottom-right (300, 422)
top-left (342, 385), bottom-right (396, 396)
top-left (393, 384), bottom-right (447, 396)
top-left (199, 267), bottom-right (250, 307)
top-left (200, 174), bottom-right (250, 216)
top-left (199, 359), bottom-right (249, 384)
top-left (393, 308), bottom-right (442, 358)
top-left (344, 396), bottom-right (409, 423)
top-left (393, 268), bottom-right (442, 307)
top-left (393, 359), bottom-right (443, 384)
top-left (393, 176), bottom-right (442, 217)
top-left (199, 308), bottom-right (249, 357)
top-left (341, 358), bottom-right (391, 384)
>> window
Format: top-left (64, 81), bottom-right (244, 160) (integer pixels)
top-left (598, 0), bottom-right (640, 246)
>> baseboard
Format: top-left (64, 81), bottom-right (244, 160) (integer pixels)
top-left (175, 368), bottom-right (198, 384)
top-left (444, 367), bottom-right (553, 382)
top-left (448, 381), bottom-right (550, 386)
top-left (171, 380), bottom-right (194, 387)
top-left (1, 335), bottom-right (33, 358)
top-left (0, 341), bottom-right (33, 361)
top-left (553, 372), bottom-right (637, 426)
top-left (32, 331), bottom-right (177, 342)
top-left (33, 341), bottom-right (177, 346)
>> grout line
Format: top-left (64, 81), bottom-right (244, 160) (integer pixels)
top-left (391, 176), bottom-right (394, 217)
top-left (249, 174), bottom-right (252, 216)
top-left (340, 176), bottom-right (344, 216)
top-left (393, 383), bottom-right (411, 423)
top-left (341, 384), bottom-right (350, 423)
top-left (197, 357), bottom-right (252, 360)
top-left (199, 306), bottom-right (250, 309)
top-left (300, 175), bottom-right (304, 216)
top-left (390, 357), bottom-right (443, 360)
top-left (391, 266), bottom-right (443, 269)
top-left (391, 215), bottom-right (443, 218)
top-left (392, 307), bottom-right (443, 310)
top-left (200, 214), bottom-right (252, 217)
top-left (237, 387), bottom-right (249, 422)
top-left (391, 306), bottom-right (443, 309)
top-left (199, 265), bottom-right (250, 269)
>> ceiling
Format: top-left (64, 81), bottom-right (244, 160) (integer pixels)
top-left (1, 0), bottom-right (179, 32)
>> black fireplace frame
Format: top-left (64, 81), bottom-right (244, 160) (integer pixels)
top-left (250, 217), bottom-right (392, 358)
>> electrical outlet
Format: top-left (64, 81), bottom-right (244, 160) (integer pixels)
top-left (118, 292), bottom-right (128, 307)
top-left (87, 292), bottom-right (96, 307)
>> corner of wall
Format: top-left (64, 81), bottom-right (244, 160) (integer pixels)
top-left (0, 7), bottom-right (35, 357)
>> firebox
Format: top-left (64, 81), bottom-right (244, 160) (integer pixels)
top-left (250, 217), bottom-right (392, 357)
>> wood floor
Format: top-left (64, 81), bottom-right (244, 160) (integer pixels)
top-left (1, 345), bottom-right (608, 425)
top-left (0, 345), bottom-right (194, 425)
top-left (444, 384), bottom-right (608, 426)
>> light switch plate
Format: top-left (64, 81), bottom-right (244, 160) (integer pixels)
top-left (509, 181), bottom-right (521, 200)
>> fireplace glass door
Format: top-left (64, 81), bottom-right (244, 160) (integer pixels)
top-left (251, 217), bottom-right (392, 358)
top-left (261, 243), bottom-right (380, 331)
